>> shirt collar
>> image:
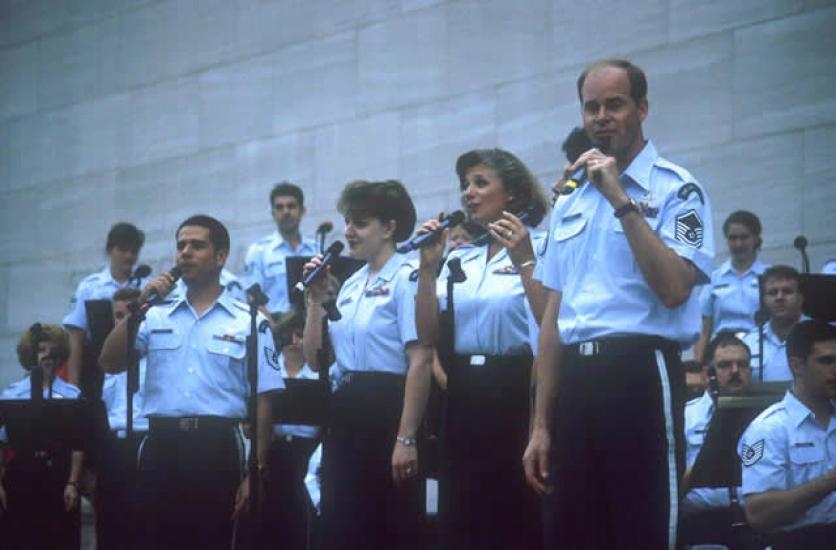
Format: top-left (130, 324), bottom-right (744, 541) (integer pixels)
top-left (621, 140), bottom-right (657, 192)
top-left (165, 285), bottom-right (236, 317)
top-left (783, 390), bottom-right (815, 428)
top-left (718, 258), bottom-right (767, 278)
top-left (371, 253), bottom-right (408, 284)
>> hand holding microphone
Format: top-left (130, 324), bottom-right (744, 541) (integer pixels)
top-left (298, 241), bottom-right (344, 300)
top-left (140, 266), bottom-right (182, 308)
top-left (413, 211), bottom-right (462, 270)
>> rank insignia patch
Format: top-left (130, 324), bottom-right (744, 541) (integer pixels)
top-left (741, 439), bottom-right (765, 467)
top-left (675, 209), bottom-right (704, 248)
top-left (264, 346), bottom-right (280, 370)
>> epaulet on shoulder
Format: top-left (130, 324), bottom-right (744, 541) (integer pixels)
top-left (81, 271), bottom-right (105, 285)
top-left (752, 401), bottom-right (786, 426)
top-left (231, 299), bottom-right (250, 314)
top-left (655, 157), bottom-right (698, 185)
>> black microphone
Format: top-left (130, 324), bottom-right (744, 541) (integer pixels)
top-left (447, 257), bottom-right (467, 283)
top-left (29, 323), bottom-right (45, 402)
top-left (295, 241), bottom-right (344, 292)
top-left (397, 211), bottom-right (465, 254)
top-left (794, 235), bottom-right (810, 274)
top-left (471, 206), bottom-right (537, 247)
top-left (133, 264), bottom-right (152, 279)
top-left (143, 266), bottom-right (183, 306)
top-left (246, 283), bottom-right (269, 308)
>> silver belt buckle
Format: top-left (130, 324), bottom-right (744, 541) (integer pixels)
top-left (469, 355), bottom-right (486, 366)
top-left (578, 341), bottom-right (599, 356)
top-left (178, 417), bottom-right (199, 431)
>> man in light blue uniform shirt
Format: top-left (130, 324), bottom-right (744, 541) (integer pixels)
top-left (742, 265), bottom-right (806, 382)
top-left (680, 334), bottom-right (754, 548)
top-left (63, 222), bottom-right (148, 392)
top-left (525, 59), bottom-right (715, 550)
top-left (99, 215), bottom-right (283, 550)
top-left (243, 182), bottom-right (318, 315)
top-left (738, 320), bottom-right (836, 549)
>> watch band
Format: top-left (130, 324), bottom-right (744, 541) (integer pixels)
top-left (614, 199), bottom-right (639, 219)
top-left (396, 436), bottom-right (416, 447)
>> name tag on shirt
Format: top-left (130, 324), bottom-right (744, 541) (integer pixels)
top-left (150, 328), bottom-right (174, 334)
top-left (365, 287), bottom-right (390, 298)
top-left (793, 441), bottom-right (815, 448)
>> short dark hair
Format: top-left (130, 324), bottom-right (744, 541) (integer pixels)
top-left (562, 127), bottom-right (593, 164)
top-left (270, 182), bottom-right (304, 208)
top-left (337, 180), bottom-right (416, 243)
top-left (761, 265), bottom-right (800, 288)
top-left (787, 319), bottom-right (836, 367)
top-left (577, 59), bottom-right (648, 105)
top-left (106, 222), bottom-right (145, 253)
top-left (706, 332), bottom-right (751, 365)
top-left (455, 148), bottom-right (549, 227)
top-left (17, 324), bottom-right (70, 371)
top-left (176, 215), bottom-right (230, 252)
top-left (112, 287), bottom-right (141, 303)
top-left (723, 210), bottom-right (763, 250)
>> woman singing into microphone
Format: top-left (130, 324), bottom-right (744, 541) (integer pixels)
top-left (302, 180), bottom-right (432, 550)
top-left (415, 148), bottom-right (549, 549)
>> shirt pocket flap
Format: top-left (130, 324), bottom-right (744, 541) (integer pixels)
top-left (553, 214), bottom-right (587, 242)
top-left (207, 337), bottom-right (247, 360)
top-left (265, 260), bottom-right (287, 276)
top-left (148, 330), bottom-right (182, 350)
top-left (789, 443), bottom-right (823, 465)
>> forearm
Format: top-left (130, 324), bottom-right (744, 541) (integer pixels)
top-left (255, 394), bottom-right (273, 468)
top-left (521, 268), bottom-right (548, 324)
top-left (68, 450), bottom-right (83, 484)
top-left (532, 293), bottom-right (561, 433)
top-left (415, 266), bottom-right (440, 346)
top-left (66, 329), bottom-right (84, 384)
top-left (694, 317), bottom-right (713, 363)
top-left (620, 211), bottom-right (696, 308)
top-left (397, 346), bottom-right (433, 438)
top-left (99, 318), bottom-right (130, 373)
top-left (302, 301), bottom-right (324, 370)
top-left (745, 473), bottom-right (836, 531)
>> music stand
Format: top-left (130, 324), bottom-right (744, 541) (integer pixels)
top-left (689, 382), bottom-right (788, 489)
top-left (82, 299), bottom-right (115, 399)
top-left (799, 274), bottom-right (836, 322)
top-left (0, 398), bottom-right (108, 454)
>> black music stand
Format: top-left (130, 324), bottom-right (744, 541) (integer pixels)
top-left (799, 274), bottom-right (836, 322)
top-left (82, 299), bottom-right (115, 399)
top-left (0, 398), bottom-right (108, 454)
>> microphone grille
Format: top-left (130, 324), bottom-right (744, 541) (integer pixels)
top-left (169, 266), bottom-right (183, 279)
top-left (446, 210), bottom-right (465, 226)
top-left (133, 264), bottom-right (152, 279)
top-left (327, 241), bottom-right (345, 255)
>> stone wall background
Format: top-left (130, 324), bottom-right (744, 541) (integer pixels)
top-left (1, 0), bottom-right (835, 384)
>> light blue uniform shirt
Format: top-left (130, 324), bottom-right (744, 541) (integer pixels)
top-left (700, 259), bottom-right (768, 336)
top-left (243, 232), bottom-right (318, 313)
top-left (741, 319), bottom-right (807, 382)
top-left (738, 390), bottom-right (836, 532)
top-left (0, 375), bottom-right (81, 442)
top-left (683, 391), bottom-right (735, 514)
top-left (540, 140), bottom-right (715, 346)
top-left (135, 289), bottom-right (284, 418)
top-left (439, 230), bottom-right (546, 356)
top-left (169, 268), bottom-right (247, 303)
top-left (101, 358), bottom-right (149, 433)
top-left (63, 265), bottom-right (149, 333)
top-left (329, 253), bottom-right (418, 379)
top-left (273, 355), bottom-right (320, 440)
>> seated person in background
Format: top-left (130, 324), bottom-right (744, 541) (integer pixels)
top-left (684, 359), bottom-right (708, 402)
top-left (96, 286), bottom-right (149, 548)
top-left (260, 310), bottom-right (321, 550)
top-left (0, 324), bottom-right (83, 550)
top-left (738, 319), bottom-right (836, 549)
top-left (742, 265), bottom-right (806, 382)
top-left (696, 210), bottom-right (768, 362)
top-left (679, 334), bottom-right (754, 549)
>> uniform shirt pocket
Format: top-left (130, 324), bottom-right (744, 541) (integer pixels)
top-left (265, 260), bottom-right (287, 277)
top-left (148, 329), bottom-right (182, 351)
top-left (553, 213), bottom-right (587, 242)
top-left (207, 336), bottom-right (247, 390)
top-left (788, 443), bottom-right (823, 466)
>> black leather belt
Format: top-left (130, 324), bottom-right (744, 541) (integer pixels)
top-left (566, 336), bottom-right (679, 357)
top-left (148, 416), bottom-right (238, 435)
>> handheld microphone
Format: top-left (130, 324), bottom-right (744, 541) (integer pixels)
top-left (246, 283), bottom-right (269, 308)
top-left (560, 138), bottom-right (610, 196)
top-left (295, 241), bottom-right (344, 292)
top-left (143, 266), bottom-right (183, 306)
top-left (132, 264), bottom-right (151, 279)
top-left (397, 211), bottom-right (465, 254)
top-left (447, 257), bottom-right (467, 283)
top-left (471, 206), bottom-right (537, 247)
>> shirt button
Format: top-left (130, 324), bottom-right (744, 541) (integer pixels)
top-left (188, 368), bottom-right (195, 374)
